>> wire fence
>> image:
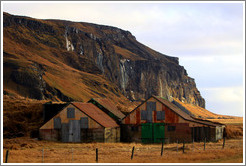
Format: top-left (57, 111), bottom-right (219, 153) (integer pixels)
top-left (4, 137), bottom-right (239, 163)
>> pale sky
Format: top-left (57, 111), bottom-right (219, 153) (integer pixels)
top-left (2, 1), bottom-right (245, 117)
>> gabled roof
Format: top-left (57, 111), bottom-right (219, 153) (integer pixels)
top-left (72, 102), bottom-right (119, 128)
top-left (89, 98), bottom-right (125, 120)
top-left (123, 95), bottom-right (222, 127)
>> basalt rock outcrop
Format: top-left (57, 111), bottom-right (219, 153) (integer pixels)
top-left (3, 12), bottom-right (205, 108)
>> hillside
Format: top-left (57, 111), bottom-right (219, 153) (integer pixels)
top-left (3, 12), bottom-right (205, 107)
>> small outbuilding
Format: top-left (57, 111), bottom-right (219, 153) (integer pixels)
top-left (121, 95), bottom-right (225, 143)
top-left (39, 102), bottom-right (120, 143)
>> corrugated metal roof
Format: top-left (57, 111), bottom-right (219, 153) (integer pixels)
top-left (91, 98), bottom-right (125, 119)
top-left (72, 102), bottom-right (119, 128)
top-left (153, 96), bottom-right (222, 127)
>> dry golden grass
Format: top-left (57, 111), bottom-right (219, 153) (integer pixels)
top-left (2, 137), bottom-right (243, 163)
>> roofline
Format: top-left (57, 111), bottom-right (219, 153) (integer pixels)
top-left (121, 95), bottom-right (153, 121)
top-left (87, 97), bottom-right (126, 122)
top-left (152, 96), bottom-right (221, 127)
top-left (41, 102), bottom-right (119, 129)
top-left (191, 116), bottom-right (225, 126)
top-left (89, 98), bottom-right (123, 120)
top-left (122, 95), bottom-right (221, 127)
top-left (71, 103), bottom-right (111, 128)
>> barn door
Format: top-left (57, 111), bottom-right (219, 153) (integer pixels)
top-left (61, 120), bottom-right (81, 142)
top-left (153, 123), bottom-right (165, 143)
top-left (141, 123), bottom-right (153, 143)
top-left (141, 123), bottom-right (165, 143)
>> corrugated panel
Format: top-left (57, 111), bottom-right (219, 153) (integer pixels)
top-left (72, 102), bottom-right (119, 128)
top-left (141, 123), bottom-right (153, 143)
top-left (153, 123), bottom-right (165, 143)
top-left (67, 107), bottom-right (75, 118)
top-left (136, 109), bottom-right (141, 124)
top-left (146, 102), bottom-right (156, 112)
top-left (53, 117), bottom-right (61, 129)
top-left (80, 117), bottom-right (88, 129)
top-left (146, 110), bottom-right (152, 123)
top-left (157, 111), bottom-right (165, 121)
top-left (69, 120), bottom-right (81, 142)
top-left (91, 98), bottom-right (125, 119)
top-left (153, 96), bottom-right (219, 127)
top-left (141, 110), bottom-right (147, 120)
top-left (61, 123), bottom-right (69, 142)
top-left (171, 100), bottom-right (193, 116)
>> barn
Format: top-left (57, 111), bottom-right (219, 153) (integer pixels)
top-left (121, 95), bottom-right (225, 143)
top-left (88, 98), bottom-right (125, 123)
top-left (39, 102), bottom-right (120, 143)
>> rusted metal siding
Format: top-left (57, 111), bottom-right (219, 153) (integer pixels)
top-left (80, 128), bottom-right (105, 142)
top-left (163, 105), bottom-right (179, 123)
top-left (165, 123), bottom-right (192, 143)
top-left (39, 129), bottom-right (59, 141)
top-left (105, 127), bottom-right (121, 143)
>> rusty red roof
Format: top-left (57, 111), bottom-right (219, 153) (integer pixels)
top-left (91, 98), bottom-right (125, 119)
top-left (72, 102), bottom-right (119, 128)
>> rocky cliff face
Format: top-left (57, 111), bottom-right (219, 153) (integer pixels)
top-left (3, 12), bottom-right (205, 108)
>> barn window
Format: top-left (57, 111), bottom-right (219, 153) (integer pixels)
top-left (53, 117), bottom-right (61, 129)
top-left (141, 110), bottom-right (147, 120)
top-left (157, 111), bottom-right (165, 120)
top-left (80, 117), bottom-right (88, 129)
top-left (67, 107), bottom-right (75, 118)
top-left (168, 126), bottom-right (176, 131)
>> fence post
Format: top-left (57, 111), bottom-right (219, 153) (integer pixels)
top-left (42, 148), bottom-right (44, 163)
top-left (183, 140), bottom-right (185, 153)
top-left (96, 148), bottom-right (98, 163)
top-left (161, 141), bottom-right (164, 156)
top-left (204, 138), bottom-right (206, 151)
top-left (222, 137), bottom-right (225, 149)
top-left (5, 150), bottom-right (9, 163)
top-left (131, 146), bottom-right (135, 160)
top-left (176, 140), bottom-right (178, 152)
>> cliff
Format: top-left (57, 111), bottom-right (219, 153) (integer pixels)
top-left (3, 12), bottom-right (205, 108)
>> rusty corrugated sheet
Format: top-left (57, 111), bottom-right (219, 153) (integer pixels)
top-left (92, 98), bottom-right (125, 119)
top-left (72, 102), bottom-right (119, 128)
top-left (153, 96), bottom-right (220, 127)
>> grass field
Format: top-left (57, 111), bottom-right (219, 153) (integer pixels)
top-left (2, 137), bottom-right (243, 163)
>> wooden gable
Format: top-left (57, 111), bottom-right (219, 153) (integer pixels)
top-left (40, 103), bottom-right (103, 130)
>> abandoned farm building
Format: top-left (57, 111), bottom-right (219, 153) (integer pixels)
top-left (121, 96), bottom-right (225, 143)
top-left (88, 98), bottom-right (125, 123)
top-left (39, 102), bottom-right (120, 143)
top-left (40, 96), bottom-right (225, 144)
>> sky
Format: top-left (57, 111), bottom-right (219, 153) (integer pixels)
top-left (2, 1), bottom-right (245, 117)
